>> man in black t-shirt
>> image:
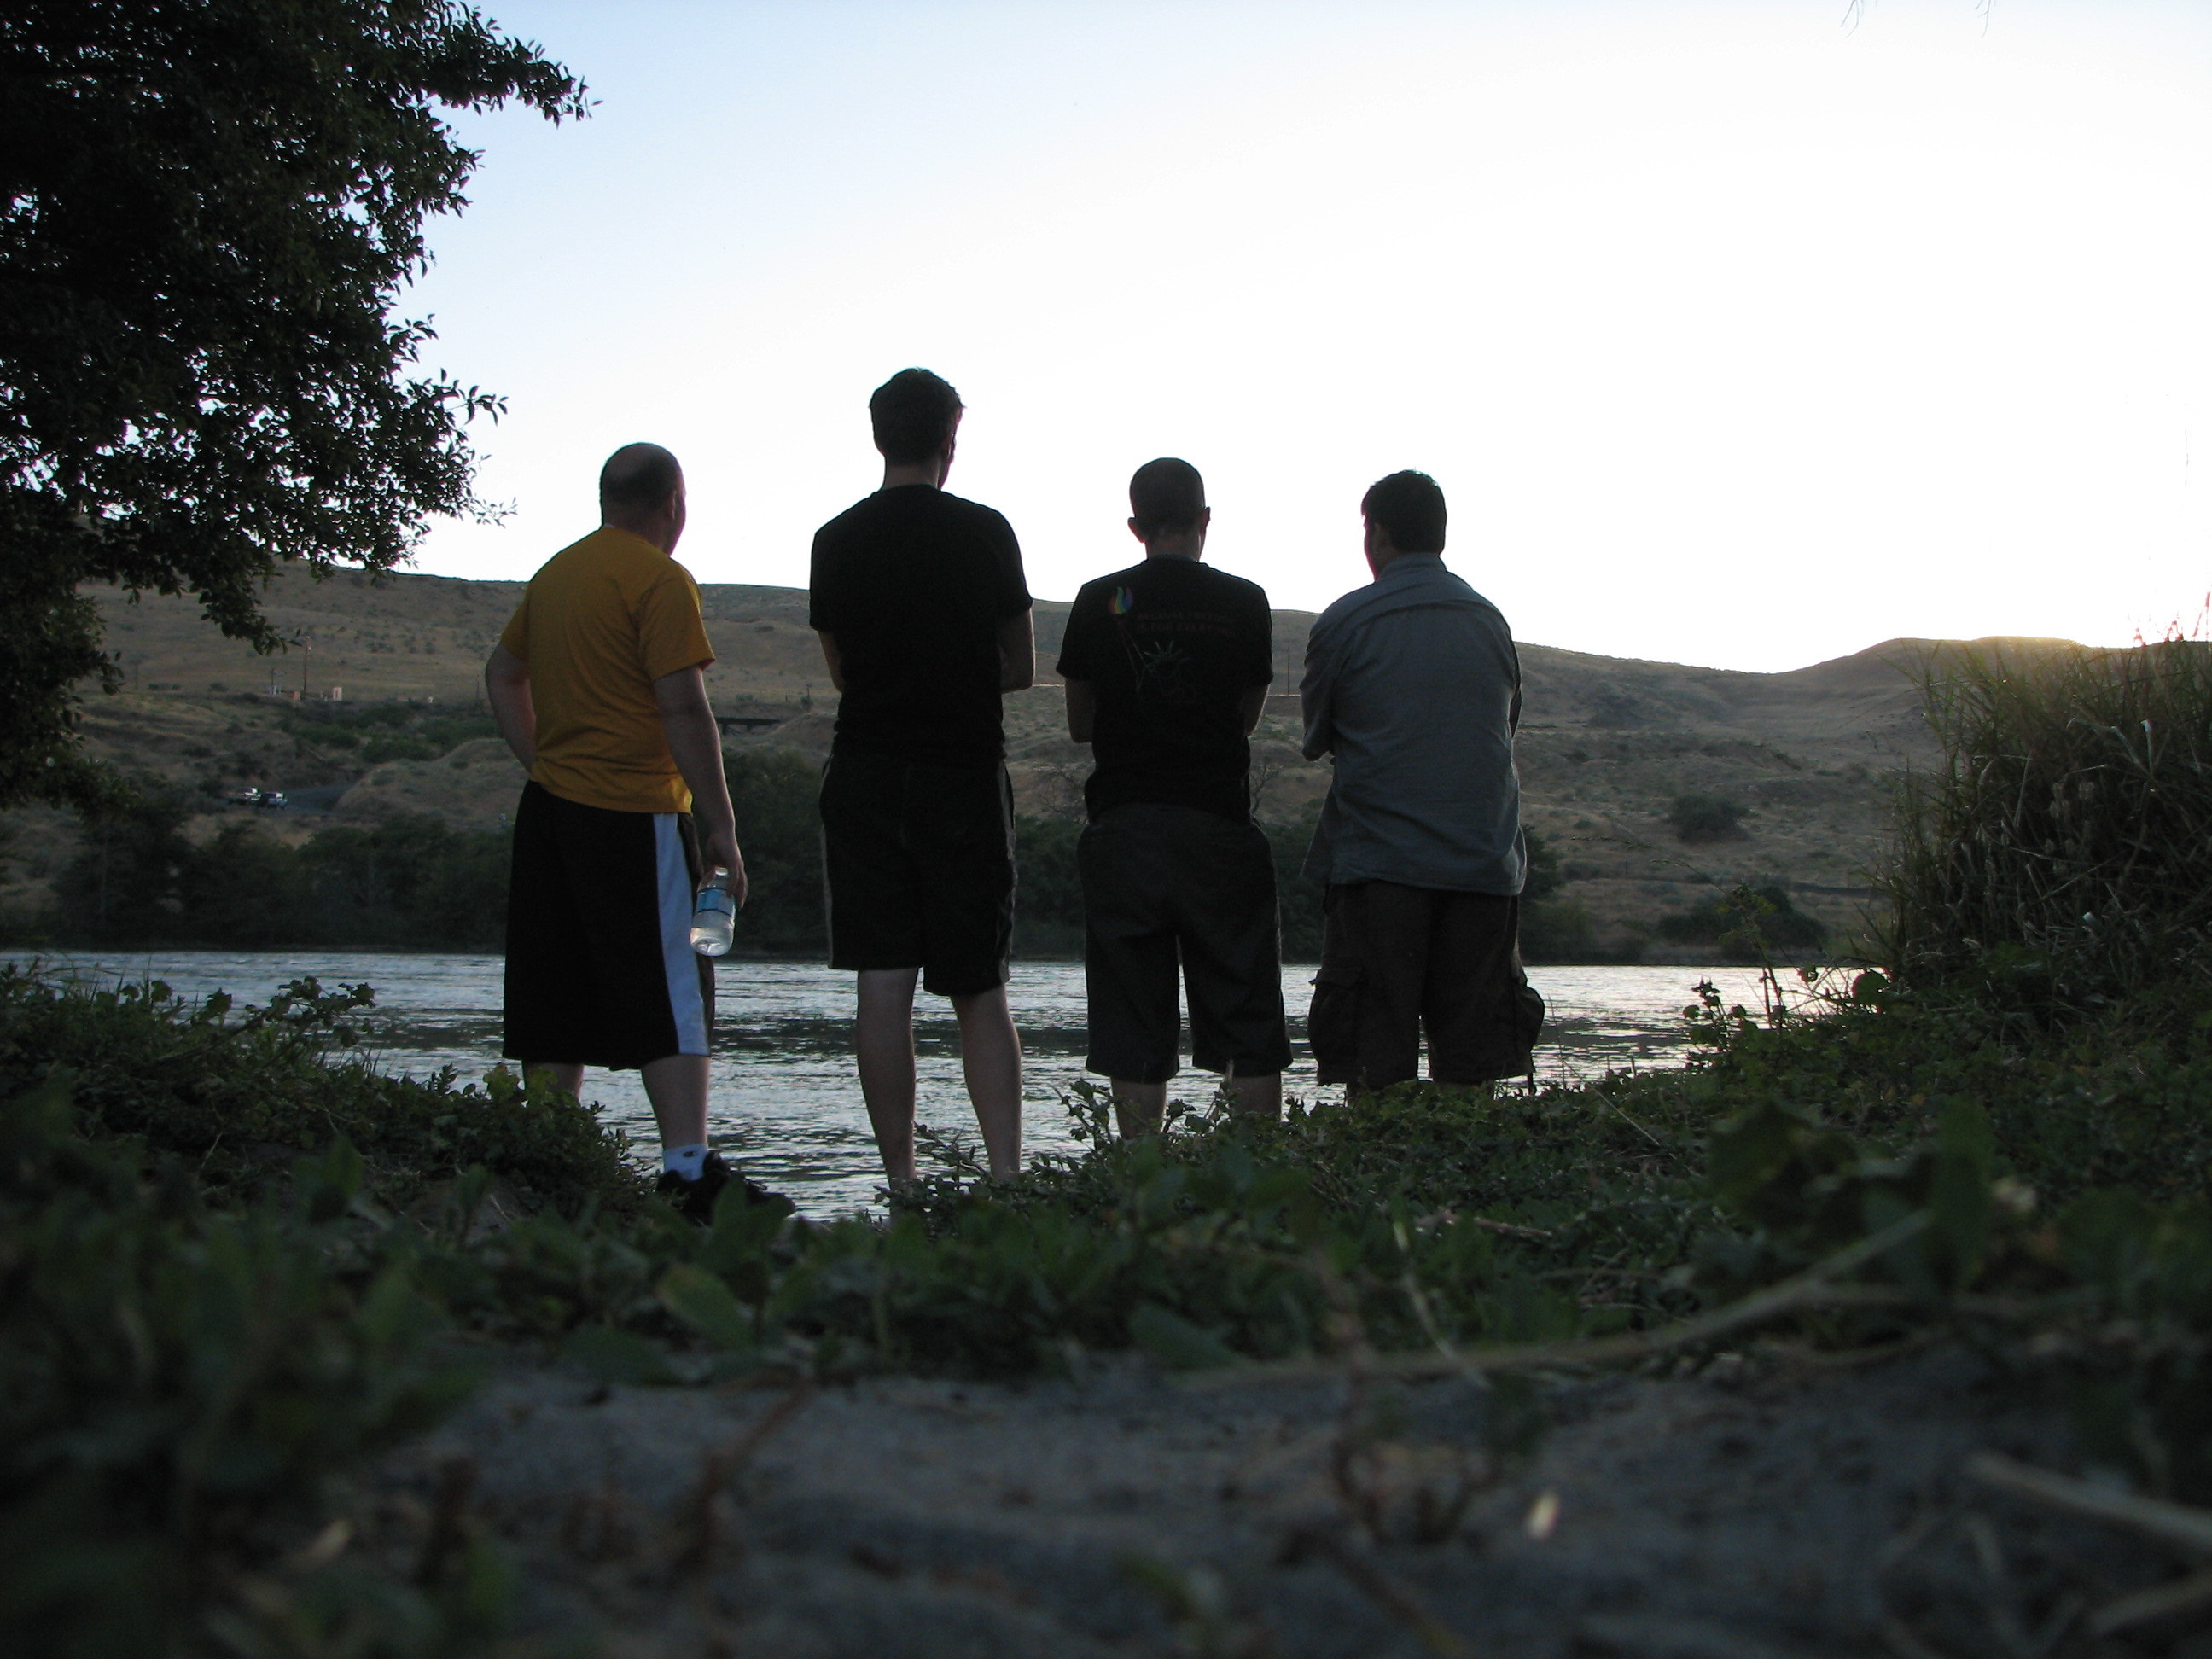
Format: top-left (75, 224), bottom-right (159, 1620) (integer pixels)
top-left (810, 368), bottom-right (1034, 1183)
top-left (1057, 458), bottom-right (1291, 1133)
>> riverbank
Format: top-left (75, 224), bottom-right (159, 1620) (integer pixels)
top-left (8, 957), bottom-right (2212, 1656)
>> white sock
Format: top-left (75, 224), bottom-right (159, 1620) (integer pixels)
top-left (662, 1144), bottom-right (710, 1182)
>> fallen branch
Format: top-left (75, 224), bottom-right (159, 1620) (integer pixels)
top-left (1186, 1211), bottom-right (1933, 1390)
top-left (1966, 1452), bottom-right (2212, 1558)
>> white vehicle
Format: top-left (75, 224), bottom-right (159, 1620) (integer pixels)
top-left (258, 791), bottom-right (288, 810)
top-left (224, 787), bottom-right (262, 807)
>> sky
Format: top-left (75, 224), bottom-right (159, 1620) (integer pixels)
top-left (401, 1), bottom-right (2212, 672)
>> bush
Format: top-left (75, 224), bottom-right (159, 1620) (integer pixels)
top-left (0, 968), bottom-right (641, 1215)
top-left (1667, 793), bottom-right (1748, 843)
top-left (1653, 882), bottom-right (1826, 958)
top-left (1883, 637), bottom-right (2212, 1032)
top-left (0, 1076), bottom-right (496, 1658)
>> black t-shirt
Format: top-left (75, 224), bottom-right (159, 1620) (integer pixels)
top-left (809, 486), bottom-right (1032, 769)
top-left (1055, 556), bottom-right (1273, 822)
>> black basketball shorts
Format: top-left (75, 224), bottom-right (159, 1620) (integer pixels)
top-left (818, 750), bottom-right (1016, 998)
top-left (502, 781), bottom-right (713, 1070)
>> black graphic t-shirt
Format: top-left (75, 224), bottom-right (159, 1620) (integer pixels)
top-left (1055, 556), bottom-right (1273, 822)
top-left (809, 486), bottom-right (1032, 770)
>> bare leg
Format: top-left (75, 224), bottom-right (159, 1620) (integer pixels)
top-left (856, 969), bottom-right (921, 1181)
top-left (640, 1052), bottom-right (711, 1151)
top-left (522, 1061), bottom-right (585, 1097)
top-left (950, 985), bottom-right (1022, 1179)
top-left (1111, 1080), bottom-right (1167, 1138)
top-left (1226, 1065), bottom-right (1282, 1120)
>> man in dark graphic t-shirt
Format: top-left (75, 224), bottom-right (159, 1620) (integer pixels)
top-left (809, 368), bottom-right (1034, 1184)
top-left (1057, 457), bottom-right (1291, 1136)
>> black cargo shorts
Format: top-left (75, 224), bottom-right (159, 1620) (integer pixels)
top-left (1079, 802), bottom-right (1292, 1084)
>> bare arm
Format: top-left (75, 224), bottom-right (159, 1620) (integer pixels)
top-left (998, 610), bottom-right (1035, 692)
top-left (486, 643), bottom-right (536, 769)
top-left (653, 664), bottom-right (747, 907)
top-left (1239, 684), bottom-right (1268, 736)
top-left (1064, 678), bottom-right (1097, 743)
top-left (815, 630), bottom-right (845, 692)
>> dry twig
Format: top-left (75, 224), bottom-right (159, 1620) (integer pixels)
top-left (1965, 1452), bottom-right (2212, 1557)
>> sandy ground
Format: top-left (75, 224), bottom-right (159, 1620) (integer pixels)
top-left (358, 1341), bottom-right (2208, 1658)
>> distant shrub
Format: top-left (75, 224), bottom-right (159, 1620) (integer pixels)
top-left (1654, 882), bottom-right (1825, 958)
top-left (1667, 793), bottom-right (1748, 843)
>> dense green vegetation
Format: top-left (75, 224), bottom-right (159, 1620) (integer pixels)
top-left (1652, 881), bottom-right (1827, 957)
top-left (49, 795), bottom-right (512, 951)
top-left (276, 698), bottom-right (502, 766)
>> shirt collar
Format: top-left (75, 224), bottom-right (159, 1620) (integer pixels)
top-left (1377, 552), bottom-right (1446, 583)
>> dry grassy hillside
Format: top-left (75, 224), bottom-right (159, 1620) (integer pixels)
top-left (2, 566), bottom-right (2046, 958)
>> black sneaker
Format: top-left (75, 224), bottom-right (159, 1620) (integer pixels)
top-left (657, 1151), bottom-right (793, 1225)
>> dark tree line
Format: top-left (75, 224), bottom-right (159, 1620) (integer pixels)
top-left (37, 750), bottom-right (1594, 962)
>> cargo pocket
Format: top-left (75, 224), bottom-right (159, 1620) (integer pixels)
top-left (1307, 964), bottom-right (1363, 1085)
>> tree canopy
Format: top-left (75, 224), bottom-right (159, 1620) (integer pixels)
top-left (0, 0), bottom-right (585, 805)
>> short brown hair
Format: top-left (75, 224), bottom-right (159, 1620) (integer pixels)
top-left (1360, 470), bottom-right (1446, 554)
top-left (869, 369), bottom-right (963, 463)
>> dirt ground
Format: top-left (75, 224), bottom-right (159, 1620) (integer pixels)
top-left (360, 1341), bottom-right (2209, 1658)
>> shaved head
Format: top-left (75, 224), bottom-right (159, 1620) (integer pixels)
top-left (599, 443), bottom-right (684, 515)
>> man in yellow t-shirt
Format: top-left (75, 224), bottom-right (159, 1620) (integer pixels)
top-left (485, 443), bottom-right (776, 1221)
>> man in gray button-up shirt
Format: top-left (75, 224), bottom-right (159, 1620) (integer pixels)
top-left (1300, 471), bottom-right (1542, 1091)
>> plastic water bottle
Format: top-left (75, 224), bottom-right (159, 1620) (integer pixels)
top-left (690, 867), bottom-right (736, 957)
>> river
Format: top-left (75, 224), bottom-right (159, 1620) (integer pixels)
top-left (7, 952), bottom-right (1802, 1216)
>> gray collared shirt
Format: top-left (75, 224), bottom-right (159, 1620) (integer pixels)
top-left (1301, 553), bottom-right (1524, 893)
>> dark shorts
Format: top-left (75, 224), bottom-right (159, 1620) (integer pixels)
top-left (818, 750), bottom-right (1015, 998)
top-left (502, 781), bottom-right (713, 1070)
top-left (1308, 881), bottom-right (1543, 1090)
top-left (1079, 802), bottom-right (1292, 1084)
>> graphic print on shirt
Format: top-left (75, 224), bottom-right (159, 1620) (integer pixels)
top-left (1129, 636), bottom-right (1198, 704)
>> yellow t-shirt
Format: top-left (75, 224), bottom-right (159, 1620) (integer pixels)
top-left (498, 527), bottom-right (715, 813)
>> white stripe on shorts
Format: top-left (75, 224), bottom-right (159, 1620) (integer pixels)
top-left (654, 814), bottom-right (710, 1056)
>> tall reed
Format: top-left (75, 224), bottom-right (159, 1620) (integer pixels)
top-left (1881, 635), bottom-right (2212, 1025)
